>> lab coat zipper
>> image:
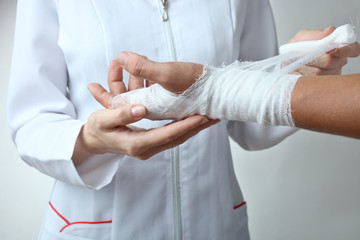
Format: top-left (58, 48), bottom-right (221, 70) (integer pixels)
top-left (158, 1), bottom-right (182, 240)
top-left (160, 0), bottom-right (177, 60)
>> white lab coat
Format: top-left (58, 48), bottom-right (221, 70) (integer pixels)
top-left (8, 0), bottom-right (297, 239)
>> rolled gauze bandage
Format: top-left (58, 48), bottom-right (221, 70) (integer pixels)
top-left (111, 65), bottom-right (299, 125)
top-left (111, 24), bottom-right (357, 126)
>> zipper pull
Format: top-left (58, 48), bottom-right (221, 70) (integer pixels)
top-left (161, 0), bottom-right (168, 21)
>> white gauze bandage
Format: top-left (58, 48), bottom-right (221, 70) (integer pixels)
top-left (111, 24), bottom-right (357, 126)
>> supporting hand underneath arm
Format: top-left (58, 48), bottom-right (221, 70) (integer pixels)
top-left (72, 61), bottom-right (218, 164)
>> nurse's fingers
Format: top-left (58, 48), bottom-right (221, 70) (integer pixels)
top-left (287, 26), bottom-right (335, 43)
top-left (89, 105), bottom-right (146, 130)
top-left (127, 115), bottom-right (209, 156)
top-left (306, 54), bottom-right (348, 70)
top-left (88, 83), bottom-right (112, 108)
top-left (135, 119), bottom-right (220, 160)
top-left (296, 65), bottom-right (341, 76)
top-left (108, 60), bottom-right (126, 95)
top-left (330, 42), bottom-right (360, 58)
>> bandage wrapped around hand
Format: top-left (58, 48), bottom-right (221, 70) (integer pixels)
top-left (111, 24), bottom-right (357, 127)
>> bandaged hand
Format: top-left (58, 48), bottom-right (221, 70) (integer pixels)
top-left (288, 26), bottom-right (360, 76)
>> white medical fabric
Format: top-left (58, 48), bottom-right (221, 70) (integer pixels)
top-left (111, 24), bottom-right (357, 127)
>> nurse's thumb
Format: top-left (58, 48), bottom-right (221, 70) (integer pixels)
top-left (117, 52), bottom-right (165, 84)
top-left (102, 105), bottom-right (147, 129)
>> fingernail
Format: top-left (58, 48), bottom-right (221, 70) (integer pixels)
top-left (200, 118), bottom-right (209, 125)
top-left (118, 52), bottom-right (129, 67)
top-left (131, 105), bottom-right (146, 119)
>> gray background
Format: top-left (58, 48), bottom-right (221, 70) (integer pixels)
top-left (1, 0), bottom-right (360, 239)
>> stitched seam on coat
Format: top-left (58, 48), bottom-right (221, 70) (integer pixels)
top-left (233, 201), bottom-right (247, 210)
top-left (49, 202), bottom-right (112, 232)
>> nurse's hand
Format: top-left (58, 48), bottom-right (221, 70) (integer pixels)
top-left (72, 61), bottom-right (217, 164)
top-left (288, 26), bottom-right (360, 76)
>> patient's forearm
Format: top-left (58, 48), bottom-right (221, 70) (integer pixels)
top-left (292, 74), bottom-right (360, 138)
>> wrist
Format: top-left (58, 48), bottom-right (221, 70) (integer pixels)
top-left (72, 124), bottom-right (96, 165)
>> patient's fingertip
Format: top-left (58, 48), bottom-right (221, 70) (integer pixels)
top-left (117, 52), bottom-right (129, 67)
top-left (87, 83), bottom-right (97, 92)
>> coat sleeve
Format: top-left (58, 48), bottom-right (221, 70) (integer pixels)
top-left (227, 0), bottom-right (298, 151)
top-left (7, 0), bottom-right (122, 190)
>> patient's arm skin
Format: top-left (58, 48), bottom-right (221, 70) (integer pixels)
top-left (108, 52), bottom-right (360, 139)
top-left (291, 74), bottom-right (360, 138)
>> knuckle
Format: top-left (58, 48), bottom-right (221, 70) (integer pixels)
top-left (92, 114), bottom-right (105, 129)
top-left (126, 144), bottom-right (141, 157)
top-left (322, 55), bottom-right (334, 69)
top-left (129, 58), bottom-right (145, 76)
top-left (116, 108), bottom-right (130, 123)
top-left (135, 61), bottom-right (145, 76)
top-left (126, 138), bottom-right (146, 157)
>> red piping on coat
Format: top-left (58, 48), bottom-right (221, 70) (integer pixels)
top-left (49, 202), bottom-right (112, 232)
top-left (233, 201), bottom-right (247, 210)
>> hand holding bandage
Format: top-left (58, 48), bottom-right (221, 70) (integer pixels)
top-left (287, 26), bottom-right (360, 76)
